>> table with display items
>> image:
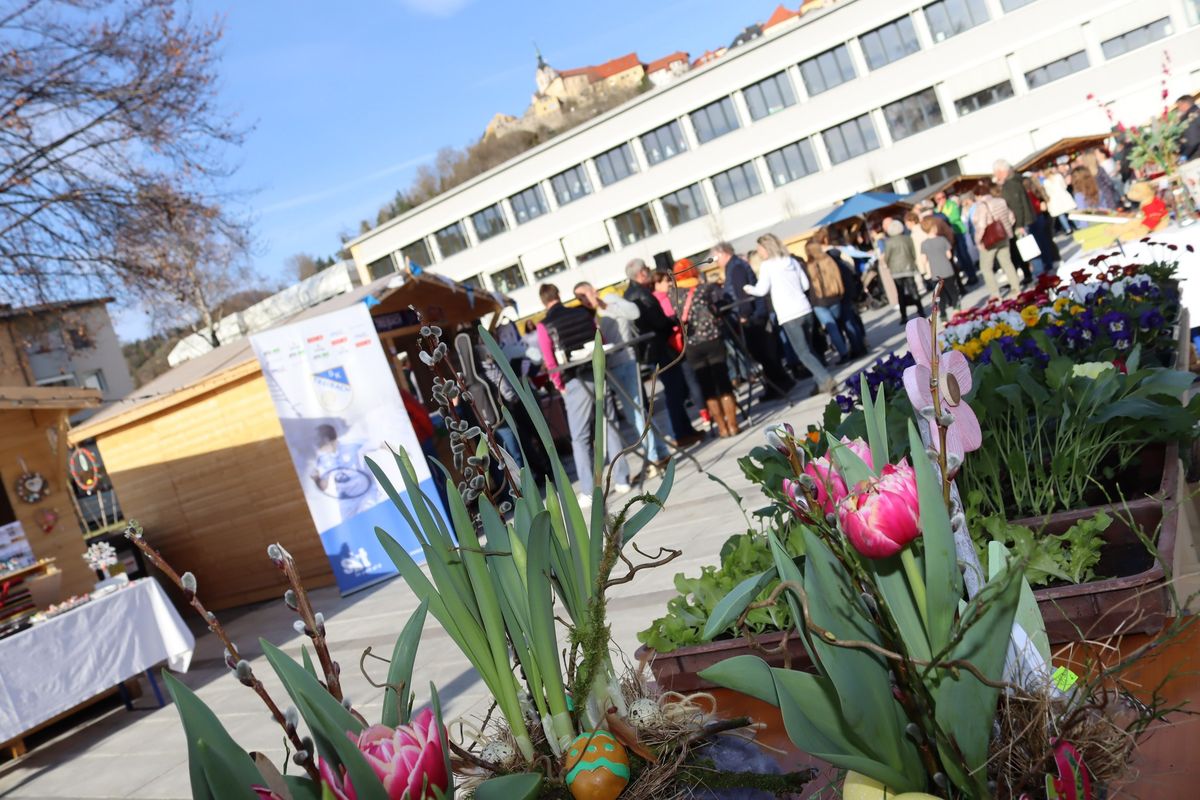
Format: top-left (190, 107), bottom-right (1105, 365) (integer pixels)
top-left (0, 577), bottom-right (193, 756)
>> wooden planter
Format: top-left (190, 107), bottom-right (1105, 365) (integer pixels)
top-left (636, 630), bottom-right (813, 694)
top-left (1016, 444), bottom-right (1181, 644)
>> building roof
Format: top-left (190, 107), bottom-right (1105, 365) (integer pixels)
top-left (763, 4), bottom-right (799, 29)
top-left (646, 51), bottom-right (689, 74)
top-left (691, 48), bottom-right (726, 69)
top-left (0, 386), bottom-right (101, 411)
top-left (559, 52), bottom-right (644, 82)
top-left (0, 297), bottom-right (115, 320)
top-left (69, 272), bottom-right (506, 442)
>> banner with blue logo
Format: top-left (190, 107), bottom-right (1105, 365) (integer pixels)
top-left (250, 303), bottom-right (442, 595)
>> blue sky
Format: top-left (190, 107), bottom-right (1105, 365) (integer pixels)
top-left (114, 0), bottom-right (775, 340)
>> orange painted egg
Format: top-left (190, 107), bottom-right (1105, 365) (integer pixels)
top-left (563, 730), bottom-right (630, 800)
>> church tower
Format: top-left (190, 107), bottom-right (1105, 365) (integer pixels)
top-left (534, 44), bottom-right (557, 96)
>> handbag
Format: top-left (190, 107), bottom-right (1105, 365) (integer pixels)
top-left (980, 204), bottom-right (1008, 250)
top-left (667, 287), bottom-right (696, 353)
top-left (1015, 233), bottom-right (1041, 262)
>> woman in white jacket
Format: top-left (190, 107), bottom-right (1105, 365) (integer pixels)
top-left (741, 234), bottom-right (836, 395)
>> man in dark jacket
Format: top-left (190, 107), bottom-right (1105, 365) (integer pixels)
top-left (994, 158), bottom-right (1034, 285)
top-left (1176, 95), bottom-right (1200, 162)
top-left (712, 242), bottom-right (794, 399)
top-left (623, 259), bottom-right (702, 447)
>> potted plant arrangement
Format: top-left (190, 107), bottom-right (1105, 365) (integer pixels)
top-left (122, 328), bottom-right (817, 800)
top-left (837, 260), bottom-right (1195, 642)
top-left (696, 302), bottom-right (1187, 798)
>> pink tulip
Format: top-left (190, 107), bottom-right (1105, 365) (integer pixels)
top-left (795, 437), bottom-right (872, 520)
top-left (321, 709), bottom-right (449, 800)
top-left (802, 456), bottom-right (848, 519)
top-left (837, 462), bottom-right (921, 559)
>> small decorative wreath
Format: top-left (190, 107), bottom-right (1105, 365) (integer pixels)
top-left (15, 470), bottom-right (49, 503)
top-left (69, 447), bottom-right (100, 492)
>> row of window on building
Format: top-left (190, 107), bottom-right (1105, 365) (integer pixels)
top-left (458, 155), bottom-right (961, 296)
top-left (375, 1), bottom-right (1173, 280)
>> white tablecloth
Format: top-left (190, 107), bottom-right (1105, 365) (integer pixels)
top-left (0, 578), bottom-right (194, 742)
top-left (1060, 224), bottom-right (1200, 322)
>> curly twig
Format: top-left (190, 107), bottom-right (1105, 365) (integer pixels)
top-left (124, 522), bottom-right (321, 785)
top-left (605, 543), bottom-right (682, 588)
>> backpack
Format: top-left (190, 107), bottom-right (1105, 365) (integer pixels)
top-left (680, 284), bottom-right (722, 344)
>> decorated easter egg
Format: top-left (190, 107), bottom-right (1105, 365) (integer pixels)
top-left (563, 730), bottom-right (630, 800)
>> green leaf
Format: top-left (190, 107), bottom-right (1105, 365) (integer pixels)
top-left (474, 773), bottom-right (542, 800)
top-left (801, 529), bottom-right (918, 781)
top-left (382, 599), bottom-right (428, 726)
top-left (623, 459), bottom-right (675, 544)
top-left (767, 530), bottom-right (820, 674)
top-left (163, 671), bottom-right (263, 800)
top-left (860, 374), bottom-right (887, 475)
top-left (867, 554), bottom-right (931, 662)
top-left (828, 438), bottom-right (872, 488)
top-left (300, 645), bottom-right (318, 681)
top-left (933, 565), bottom-right (1023, 792)
top-left (701, 567), bottom-right (777, 642)
top-left (196, 739), bottom-right (260, 800)
top-left (699, 656), bottom-right (923, 793)
top-left (907, 421), bottom-right (960, 654)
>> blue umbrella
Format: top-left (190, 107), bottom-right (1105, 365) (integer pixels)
top-left (815, 192), bottom-right (909, 227)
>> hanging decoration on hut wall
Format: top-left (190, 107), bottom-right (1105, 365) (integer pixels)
top-left (69, 447), bottom-right (101, 493)
top-left (35, 508), bottom-right (59, 533)
top-left (13, 458), bottom-right (49, 504)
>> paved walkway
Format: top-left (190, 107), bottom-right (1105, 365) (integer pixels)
top-left (0, 289), bottom-right (963, 799)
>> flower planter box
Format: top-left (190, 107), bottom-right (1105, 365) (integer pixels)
top-left (1016, 444), bottom-right (1180, 644)
top-left (636, 630), bottom-right (814, 694)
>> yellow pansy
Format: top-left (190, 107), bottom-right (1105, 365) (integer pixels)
top-left (1020, 306), bottom-right (1040, 327)
top-left (1052, 297), bottom-right (1070, 314)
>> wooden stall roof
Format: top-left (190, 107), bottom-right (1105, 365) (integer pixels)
top-left (1015, 133), bottom-right (1110, 173)
top-left (905, 174), bottom-right (988, 206)
top-left (0, 386), bottom-right (101, 410)
top-left (69, 272), bottom-right (506, 443)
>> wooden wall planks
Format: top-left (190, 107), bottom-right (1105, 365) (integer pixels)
top-left (0, 408), bottom-right (91, 598)
top-left (92, 371), bottom-right (334, 610)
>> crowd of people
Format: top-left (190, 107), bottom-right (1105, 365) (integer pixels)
top-left (460, 120), bottom-right (1198, 501)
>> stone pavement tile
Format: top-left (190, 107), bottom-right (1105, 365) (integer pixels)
top-left (0, 750), bottom-right (181, 799)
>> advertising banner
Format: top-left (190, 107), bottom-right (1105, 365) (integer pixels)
top-left (250, 302), bottom-right (440, 594)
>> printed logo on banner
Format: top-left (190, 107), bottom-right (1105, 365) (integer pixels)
top-left (314, 366), bottom-right (353, 412)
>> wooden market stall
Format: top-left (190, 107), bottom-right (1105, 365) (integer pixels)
top-left (1, 386), bottom-right (101, 607)
top-left (1015, 133), bottom-right (1111, 173)
top-left (67, 273), bottom-right (506, 610)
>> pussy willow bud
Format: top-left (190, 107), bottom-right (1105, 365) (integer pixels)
top-left (284, 589), bottom-right (298, 610)
top-left (797, 473), bottom-right (817, 491)
top-left (419, 326), bottom-right (432, 337)
top-left (904, 723), bottom-right (923, 742)
top-left (418, 351), bottom-right (434, 366)
top-left (341, 696), bottom-right (353, 710)
top-left (180, 572), bottom-right (197, 594)
top-left (937, 411), bottom-right (955, 427)
top-left (285, 706), bottom-right (300, 729)
top-left (946, 453), bottom-right (963, 473)
top-left (918, 405), bottom-right (937, 420)
top-left (950, 512), bottom-right (967, 530)
top-left (314, 612), bottom-right (325, 632)
top-left (293, 620), bottom-right (307, 635)
top-left (235, 659), bottom-right (253, 683)
top-left (266, 543), bottom-right (284, 561)
top-left (292, 750), bottom-right (310, 766)
top-left (429, 325), bottom-right (442, 337)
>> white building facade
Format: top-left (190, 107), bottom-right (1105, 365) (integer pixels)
top-left (348, 0), bottom-right (1200, 313)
